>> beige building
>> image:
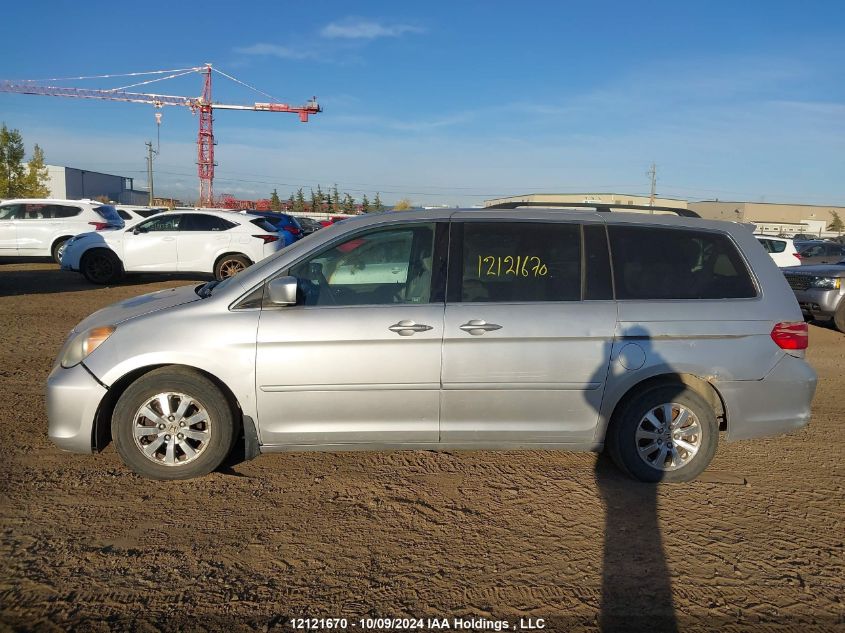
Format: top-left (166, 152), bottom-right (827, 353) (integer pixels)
top-left (484, 192), bottom-right (688, 209)
top-left (688, 201), bottom-right (844, 236)
top-left (482, 193), bottom-right (843, 236)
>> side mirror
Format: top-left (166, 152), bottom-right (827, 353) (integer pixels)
top-left (267, 276), bottom-right (298, 306)
top-left (132, 226), bottom-right (146, 235)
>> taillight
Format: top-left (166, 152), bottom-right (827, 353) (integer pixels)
top-left (771, 321), bottom-right (808, 350)
top-left (794, 253), bottom-right (802, 260)
top-left (253, 234), bottom-right (279, 244)
top-left (89, 222), bottom-right (109, 230)
top-left (283, 224), bottom-right (301, 236)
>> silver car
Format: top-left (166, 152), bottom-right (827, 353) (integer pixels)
top-left (47, 206), bottom-right (817, 482)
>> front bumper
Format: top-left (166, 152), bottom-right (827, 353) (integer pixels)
top-left (793, 287), bottom-right (843, 319)
top-left (46, 362), bottom-right (108, 453)
top-left (719, 354), bottom-right (817, 442)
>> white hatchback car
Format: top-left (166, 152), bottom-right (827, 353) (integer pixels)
top-left (755, 235), bottom-right (801, 267)
top-left (0, 198), bottom-right (125, 262)
top-left (61, 210), bottom-right (285, 283)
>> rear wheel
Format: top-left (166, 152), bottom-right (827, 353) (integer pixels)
top-left (214, 254), bottom-right (250, 280)
top-left (52, 238), bottom-right (70, 264)
top-left (112, 367), bottom-right (238, 480)
top-left (81, 250), bottom-right (123, 284)
top-left (607, 385), bottom-right (718, 483)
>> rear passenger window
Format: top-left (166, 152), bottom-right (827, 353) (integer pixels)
top-left (51, 205), bottom-right (82, 218)
top-left (454, 222), bottom-right (581, 302)
top-left (770, 240), bottom-right (786, 253)
top-left (609, 226), bottom-right (757, 300)
top-left (181, 215), bottom-right (236, 231)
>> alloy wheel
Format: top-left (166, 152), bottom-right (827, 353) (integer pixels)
top-left (634, 402), bottom-right (702, 471)
top-left (132, 392), bottom-right (212, 467)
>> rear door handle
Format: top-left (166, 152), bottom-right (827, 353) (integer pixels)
top-left (389, 320), bottom-right (433, 336)
top-left (162, 237), bottom-right (175, 242)
top-left (459, 319), bottom-right (502, 335)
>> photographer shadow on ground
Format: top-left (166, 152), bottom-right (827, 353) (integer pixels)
top-left (590, 324), bottom-right (714, 632)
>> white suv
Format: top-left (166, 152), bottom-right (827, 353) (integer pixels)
top-left (0, 198), bottom-right (125, 262)
top-left (61, 210), bottom-right (285, 284)
top-left (755, 235), bottom-right (801, 267)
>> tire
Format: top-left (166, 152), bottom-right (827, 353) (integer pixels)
top-left (52, 238), bottom-right (69, 264)
top-left (81, 250), bottom-right (123, 285)
top-left (111, 367), bottom-right (239, 480)
top-left (606, 385), bottom-right (718, 483)
top-left (214, 254), bottom-right (251, 281)
top-left (834, 301), bottom-right (845, 334)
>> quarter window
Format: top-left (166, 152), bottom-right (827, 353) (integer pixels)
top-left (609, 226), bottom-right (757, 300)
top-left (453, 222), bottom-right (581, 302)
top-left (288, 224), bottom-right (436, 306)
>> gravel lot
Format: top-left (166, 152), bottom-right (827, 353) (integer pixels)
top-left (1, 261), bottom-right (843, 632)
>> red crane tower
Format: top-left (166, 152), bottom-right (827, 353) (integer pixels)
top-left (0, 63), bottom-right (321, 206)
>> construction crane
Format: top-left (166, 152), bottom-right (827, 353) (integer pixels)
top-left (0, 64), bottom-right (321, 206)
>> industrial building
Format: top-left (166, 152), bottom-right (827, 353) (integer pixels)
top-left (45, 165), bottom-right (149, 205)
top-left (484, 192), bottom-right (688, 209)
top-left (483, 193), bottom-right (844, 237)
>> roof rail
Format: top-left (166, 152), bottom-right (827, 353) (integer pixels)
top-left (484, 201), bottom-right (700, 218)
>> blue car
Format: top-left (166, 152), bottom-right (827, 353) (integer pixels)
top-left (237, 211), bottom-right (304, 246)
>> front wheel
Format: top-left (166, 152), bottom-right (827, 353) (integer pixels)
top-left (607, 385), bottom-right (718, 483)
top-left (214, 254), bottom-right (250, 280)
top-left (833, 301), bottom-right (845, 333)
top-left (81, 250), bottom-right (123, 284)
top-left (112, 367), bottom-right (238, 480)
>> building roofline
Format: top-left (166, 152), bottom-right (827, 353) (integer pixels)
top-left (692, 200), bottom-right (845, 209)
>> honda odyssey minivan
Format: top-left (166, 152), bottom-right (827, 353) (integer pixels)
top-left (46, 205), bottom-right (817, 482)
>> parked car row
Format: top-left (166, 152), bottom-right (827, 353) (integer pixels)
top-left (0, 198), bottom-right (339, 282)
top-left (755, 234), bottom-right (845, 267)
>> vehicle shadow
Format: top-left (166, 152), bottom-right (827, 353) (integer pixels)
top-left (592, 326), bottom-right (679, 632)
top-left (0, 262), bottom-right (210, 297)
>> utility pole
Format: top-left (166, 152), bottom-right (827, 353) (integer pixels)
top-left (145, 141), bottom-right (155, 205)
top-left (647, 162), bottom-right (657, 211)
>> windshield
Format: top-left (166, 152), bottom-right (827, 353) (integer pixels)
top-left (93, 204), bottom-right (125, 228)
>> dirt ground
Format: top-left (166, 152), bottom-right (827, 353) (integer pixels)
top-left (0, 261), bottom-right (843, 632)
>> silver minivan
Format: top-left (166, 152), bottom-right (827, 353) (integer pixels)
top-left (46, 206), bottom-right (818, 482)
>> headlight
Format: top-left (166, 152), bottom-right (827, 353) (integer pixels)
top-left (60, 326), bottom-right (116, 368)
top-left (809, 277), bottom-right (841, 290)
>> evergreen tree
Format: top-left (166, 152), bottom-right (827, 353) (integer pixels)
top-left (342, 193), bottom-right (356, 213)
top-left (315, 184), bottom-right (325, 213)
top-left (829, 210), bottom-right (844, 234)
top-left (309, 188), bottom-right (319, 213)
top-left (331, 184), bottom-right (341, 213)
top-left (23, 144), bottom-right (50, 198)
top-left (361, 194), bottom-right (371, 213)
top-left (373, 192), bottom-right (384, 212)
top-left (269, 188), bottom-right (282, 211)
top-left (293, 188), bottom-right (306, 213)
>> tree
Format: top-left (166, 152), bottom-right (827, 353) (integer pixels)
top-left (0, 123), bottom-right (26, 198)
top-left (315, 184), bottom-right (325, 213)
top-left (293, 188), bottom-right (306, 214)
top-left (331, 184), bottom-right (341, 213)
top-left (393, 198), bottom-right (413, 211)
top-left (373, 192), bottom-right (384, 212)
top-left (829, 210), bottom-right (844, 235)
top-left (94, 195), bottom-right (111, 203)
top-left (270, 188), bottom-right (282, 211)
top-left (23, 144), bottom-right (50, 198)
top-left (342, 193), bottom-right (356, 213)
top-left (361, 194), bottom-right (371, 213)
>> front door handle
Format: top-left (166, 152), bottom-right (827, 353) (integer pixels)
top-left (459, 319), bottom-right (502, 335)
top-left (162, 237), bottom-right (175, 242)
top-left (389, 320), bottom-right (433, 336)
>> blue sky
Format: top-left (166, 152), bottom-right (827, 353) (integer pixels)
top-left (1, 0), bottom-right (843, 206)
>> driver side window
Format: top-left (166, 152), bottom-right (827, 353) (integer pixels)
top-left (288, 224), bottom-right (436, 307)
top-left (137, 215), bottom-right (181, 232)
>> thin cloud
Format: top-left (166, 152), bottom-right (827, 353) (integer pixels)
top-left (234, 43), bottom-right (316, 60)
top-left (320, 18), bottom-right (424, 40)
